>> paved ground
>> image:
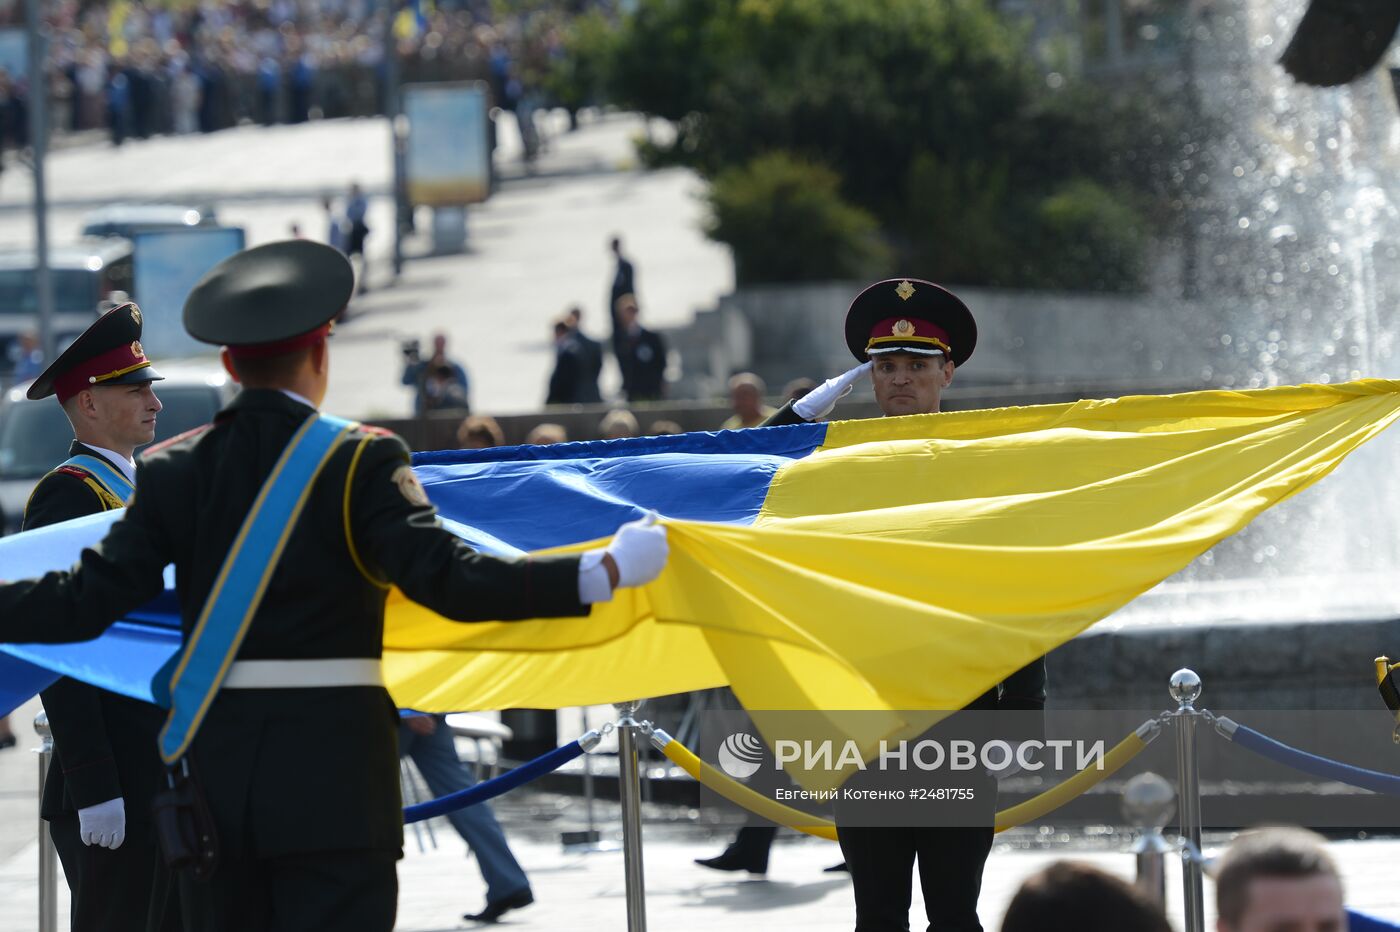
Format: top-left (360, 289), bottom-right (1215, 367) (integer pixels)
top-left (0, 110), bottom-right (733, 417)
top-left (3, 700), bottom-right (1400, 931)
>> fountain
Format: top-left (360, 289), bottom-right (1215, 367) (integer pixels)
top-left (1051, 0), bottom-right (1400, 709)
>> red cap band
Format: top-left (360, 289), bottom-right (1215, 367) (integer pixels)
top-left (226, 323), bottom-right (332, 360)
top-left (866, 317), bottom-right (952, 354)
top-left (54, 340), bottom-right (152, 404)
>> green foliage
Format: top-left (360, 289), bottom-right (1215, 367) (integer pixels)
top-left (705, 152), bottom-right (890, 285)
top-left (1023, 179), bottom-right (1148, 292)
top-left (545, 9), bottom-right (619, 113)
top-left (570, 0), bottom-right (1170, 290)
top-left (901, 152), bottom-right (1015, 285)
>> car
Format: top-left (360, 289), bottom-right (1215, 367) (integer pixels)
top-left (0, 361), bottom-right (235, 534)
top-left (81, 203), bottom-right (220, 240)
top-left (0, 238), bottom-right (136, 380)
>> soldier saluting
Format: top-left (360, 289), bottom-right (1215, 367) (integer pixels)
top-left (767, 279), bottom-right (1047, 932)
top-left (21, 303), bottom-right (178, 932)
top-left (0, 241), bottom-right (668, 930)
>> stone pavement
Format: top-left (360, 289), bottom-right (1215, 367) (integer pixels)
top-left (3, 697), bottom-right (1400, 932)
top-left (0, 110), bottom-right (733, 419)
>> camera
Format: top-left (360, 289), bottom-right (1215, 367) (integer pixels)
top-left (401, 338), bottom-right (421, 361)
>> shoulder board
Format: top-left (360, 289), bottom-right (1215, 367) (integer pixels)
top-left (142, 422), bottom-right (215, 457)
top-left (53, 465), bottom-right (92, 480)
top-left (357, 424), bottom-right (396, 438)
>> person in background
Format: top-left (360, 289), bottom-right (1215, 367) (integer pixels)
top-left (607, 236), bottom-right (635, 355)
top-left (1000, 861), bottom-right (1173, 932)
top-left (402, 333), bottom-right (470, 416)
top-left (564, 306), bottom-right (603, 404)
top-left (345, 181), bottom-right (370, 293)
top-left (782, 377), bottom-right (818, 406)
top-left (0, 716), bottom-right (14, 751)
top-left (398, 714), bottom-right (535, 924)
top-left (11, 330), bottom-right (44, 382)
top-left (720, 372), bottom-right (776, 430)
top-left (323, 196), bottom-right (347, 254)
top-left (1214, 827), bottom-right (1346, 932)
top-left (457, 415), bottom-right (504, 449)
top-left (525, 423), bottom-right (568, 445)
top-left (614, 295), bottom-right (667, 403)
top-left (599, 408), bottom-right (640, 440)
top-left (546, 319), bottom-right (584, 406)
top-left (649, 420), bottom-right (682, 436)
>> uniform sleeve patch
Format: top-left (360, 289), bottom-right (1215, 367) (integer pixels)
top-left (392, 465), bottom-right (431, 507)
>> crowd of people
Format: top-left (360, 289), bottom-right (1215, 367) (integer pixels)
top-left (0, 0), bottom-right (596, 150)
top-left (999, 825), bottom-right (1353, 932)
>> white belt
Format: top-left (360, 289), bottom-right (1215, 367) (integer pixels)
top-left (221, 659), bottom-right (384, 690)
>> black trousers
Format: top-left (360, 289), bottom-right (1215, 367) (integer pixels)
top-left (50, 814), bottom-right (179, 932)
top-left (837, 825), bottom-right (994, 932)
top-left (177, 848), bottom-right (398, 932)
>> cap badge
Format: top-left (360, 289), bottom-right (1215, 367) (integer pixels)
top-left (892, 319), bottom-right (915, 337)
top-left (895, 280), bottom-right (915, 301)
top-left (131, 340), bottom-right (144, 359)
top-left (130, 306), bottom-right (141, 326)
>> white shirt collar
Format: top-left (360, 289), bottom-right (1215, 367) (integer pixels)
top-left (83, 444), bottom-right (137, 484)
top-left (279, 388), bottom-right (318, 410)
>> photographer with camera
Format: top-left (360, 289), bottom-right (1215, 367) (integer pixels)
top-left (401, 332), bottom-right (470, 416)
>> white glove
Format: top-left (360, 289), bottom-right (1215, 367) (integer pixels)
top-left (792, 361), bottom-right (873, 420)
top-left (607, 513), bottom-right (669, 588)
top-left (78, 797), bottom-right (126, 849)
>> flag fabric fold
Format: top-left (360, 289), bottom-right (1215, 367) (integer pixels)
top-left (3, 380), bottom-right (1399, 728)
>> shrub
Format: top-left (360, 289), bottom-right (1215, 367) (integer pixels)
top-left (705, 152), bottom-right (890, 285)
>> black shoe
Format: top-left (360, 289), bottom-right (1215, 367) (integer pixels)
top-left (823, 861), bottom-right (849, 873)
top-left (694, 849), bottom-right (768, 875)
top-left (464, 889), bottom-right (533, 924)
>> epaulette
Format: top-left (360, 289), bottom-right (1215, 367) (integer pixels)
top-left (358, 424), bottom-right (395, 438)
top-left (53, 465), bottom-right (91, 480)
top-left (142, 422), bottom-right (215, 458)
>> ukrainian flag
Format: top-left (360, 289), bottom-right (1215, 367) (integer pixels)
top-left (4, 380), bottom-right (1400, 725)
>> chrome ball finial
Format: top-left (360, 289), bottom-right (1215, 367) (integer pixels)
top-left (1169, 668), bottom-right (1202, 708)
top-left (1122, 772), bottom-right (1176, 829)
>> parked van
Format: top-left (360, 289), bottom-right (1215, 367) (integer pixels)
top-left (0, 239), bottom-right (135, 381)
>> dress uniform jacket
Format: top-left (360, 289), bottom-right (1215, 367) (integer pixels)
top-left (0, 389), bottom-right (588, 864)
top-left (26, 442), bottom-right (169, 825)
top-left (25, 441), bottom-right (175, 932)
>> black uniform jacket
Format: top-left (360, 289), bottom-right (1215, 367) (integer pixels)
top-left (0, 389), bottom-right (588, 857)
top-left (25, 441), bottom-right (169, 824)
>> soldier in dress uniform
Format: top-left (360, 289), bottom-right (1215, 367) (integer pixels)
top-left (0, 240), bottom-right (669, 931)
top-left (22, 303), bottom-right (179, 932)
top-left (766, 279), bottom-right (1047, 931)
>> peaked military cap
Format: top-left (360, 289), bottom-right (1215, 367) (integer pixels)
top-left (28, 302), bottom-right (163, 402)
top-left (844, 278), bottom-right (977, 367)
top-left (184, 239), bottom-right (353, 355)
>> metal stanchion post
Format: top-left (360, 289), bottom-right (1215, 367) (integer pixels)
top-left (1170, 669), bottom-right (1205, 932)
top-left (1122, 772), bottom-right (1176, 906)
top-left (614, 701), bottom-right (648, 932)
top-left (34, 711), bottom-right (57, 932)
top-left (582, 707), bottom-right (599, 841)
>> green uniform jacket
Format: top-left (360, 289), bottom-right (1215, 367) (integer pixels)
top-left (0, 389), bottom-right (588, 858)
top-left (25, 442), bottom-right (168, 825)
